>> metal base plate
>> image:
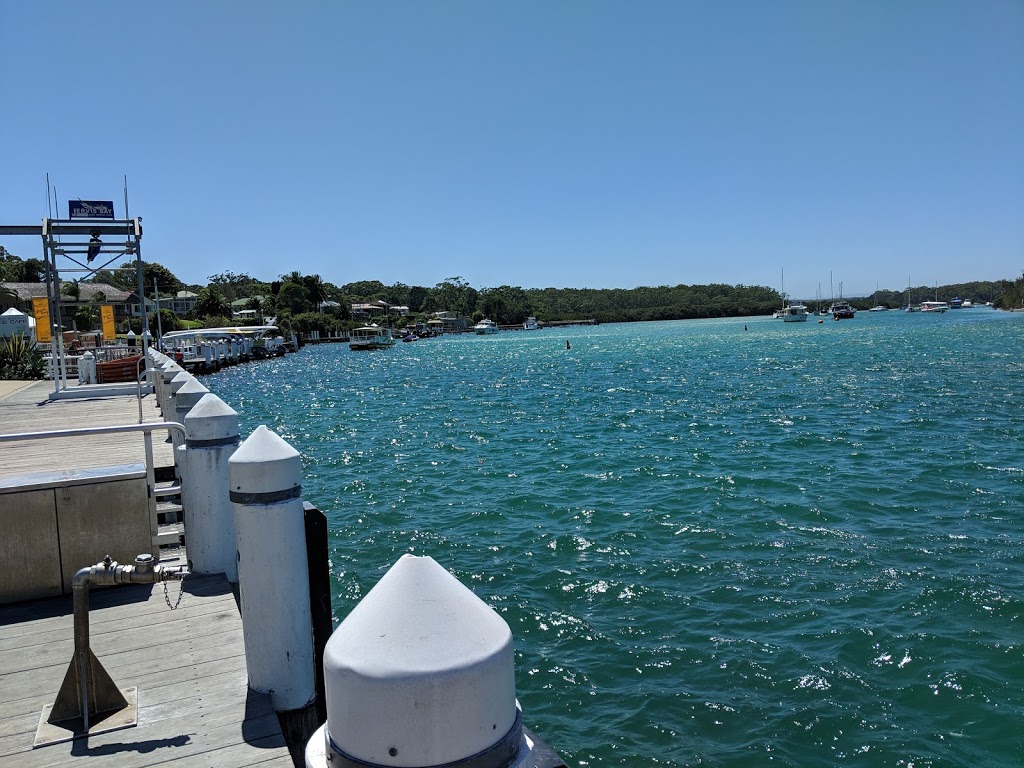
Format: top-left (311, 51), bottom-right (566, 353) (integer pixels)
top-left (34, 686), bottom-right (138, 748)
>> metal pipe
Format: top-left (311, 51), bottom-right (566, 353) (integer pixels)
top-left (136, 363), bottom-right (160, 424)
top-left (67, 554), bottom-right (188, 731)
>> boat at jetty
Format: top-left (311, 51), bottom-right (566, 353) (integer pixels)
top-left (162, 325), bottom-right (286, 361)
top-left (349, 324), bottom-right (395, 350)
top-left (473, 318), bottom-right (499, 335)
top-left (523, 317), bottom-right (538, 330)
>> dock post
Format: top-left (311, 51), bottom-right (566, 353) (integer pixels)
top-left (304, 555), bottom-right (540, 768)
top-left (78, 351), bottom-right (95, 385)
top-left (229, 425), bottom-right (315, 713)
top-left (157, 361), bottom-right (182, 418)
top-left (171, 377), bottom-right (208, 451)
top-left (178, 394), bottom-right (240, 581)
top-left (166, 370), bottom-right (190, 442)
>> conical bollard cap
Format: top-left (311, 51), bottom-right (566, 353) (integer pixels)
top-left (324, 554), bottom-right (516, 766)
top-left (184, 394), bottom-right (239, 442)
top-left (229, 425), bottom-right (301, 497)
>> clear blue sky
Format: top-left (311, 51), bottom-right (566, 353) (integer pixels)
top-left (2, 1), bottom-right (1021, 300)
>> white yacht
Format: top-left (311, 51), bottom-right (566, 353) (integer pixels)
top-left (781, 304), bottom-right (809, 322)
top-left (473, 319), bottom-right (499, 335)
top-left (523, 317), bottom-right (538, 330)
top-left (920, 301), bottom-right (949, 313)
top-left (349, 324), bottom-right (396, 350)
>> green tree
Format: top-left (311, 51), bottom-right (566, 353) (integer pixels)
top-left (343, 280), bottom-right (387, 300)
top-left (192, 286), bottom-right (232, 318)
top-left (115, 260), bottom-right (184, 297)
top-left (208, 271), bottom-right (259, 302)
top-left (303, 274), bottom-right (328, 309)
top-left (423, 277), bottom-right (478, 317)
top-left (277, 281), bottom-right (312, 313)
top-left (0, 247), bottom-right (25, 281)
top-left (74, 304), bottom-right (99, 332)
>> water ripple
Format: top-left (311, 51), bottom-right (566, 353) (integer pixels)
top-left (205, 311), bottom-right (1024, 767)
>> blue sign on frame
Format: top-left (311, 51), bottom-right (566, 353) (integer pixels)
top-left (69, 200), bottom-right (115, 219)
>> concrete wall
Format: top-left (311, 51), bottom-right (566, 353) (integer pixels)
top-left (0, 465), bottom-right (154, 604)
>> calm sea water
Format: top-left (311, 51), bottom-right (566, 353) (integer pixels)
top-left (205, 309), bottom-right (1023, 767)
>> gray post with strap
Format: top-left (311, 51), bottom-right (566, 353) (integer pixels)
top-left (229, 425), bottom-right (315, 712)
top-left (178, 393), bottom-right (241, 581)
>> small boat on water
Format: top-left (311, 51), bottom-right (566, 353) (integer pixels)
top-left (473, 318), bottom-right (499, 335)
top-left (349, 324), bottom-right (396, 350)
top-left (523, 317), bottom-right (538, 330)
top-left (920, 301), bottom-right (949, 313)
top-left (781, 304), bottom-right (809, 322)
top-left (829, 300), bottom-right (855, 320)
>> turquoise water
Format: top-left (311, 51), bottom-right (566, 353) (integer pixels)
top-left (205, 309), bottom-right (1024, 767)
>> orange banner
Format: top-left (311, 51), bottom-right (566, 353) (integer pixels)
top-left (31, 297), bottom-right (50, 343)
top-left (101, 305), bottom-right (116, 342)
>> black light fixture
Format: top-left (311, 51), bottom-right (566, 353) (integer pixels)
top-left (86, 230), bottom-right (101, 263)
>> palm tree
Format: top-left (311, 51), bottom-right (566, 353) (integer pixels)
top-left (304, 274), bottom-right (327, 310)
top-left (193, 286), bottom-right (232, 318)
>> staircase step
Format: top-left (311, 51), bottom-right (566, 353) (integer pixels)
top-left (154, 484), bottom-right (182, 498)
top-left (157, 522), bottom-right (185, 547)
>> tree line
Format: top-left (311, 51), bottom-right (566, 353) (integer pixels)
top-left (2, 247), bottom-right (1022, 335)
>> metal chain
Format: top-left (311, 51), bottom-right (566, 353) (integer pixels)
top-left (163, 578), bottom-right (184, 610)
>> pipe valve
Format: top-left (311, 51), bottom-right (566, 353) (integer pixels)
top-left (73, 554), bottom-right (189, 589)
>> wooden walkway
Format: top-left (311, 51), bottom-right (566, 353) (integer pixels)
top-left (0, 381), bottom-right (293, 766)
top-left (0, 380), bottom-right (175, 482)
top-left (0, 573), bottom-right (294, 767)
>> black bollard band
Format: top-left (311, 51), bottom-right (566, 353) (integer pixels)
top-left (185, 435), bottom-right (241, 449)
top-left (229, 486), bottom-right (301, 504)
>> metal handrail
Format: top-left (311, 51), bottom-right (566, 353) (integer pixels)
top-left (137, 364), bottom-right (161, 424)
top-left (0, 421), bottom-right (185, 444)
top-left (0, 421), bottom-right (186, 552)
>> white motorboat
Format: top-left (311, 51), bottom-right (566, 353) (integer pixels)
top-left (473, 319), bottom-right (499, 335)
top-left (828, 300), bottom-right (855, 319)
top-left (161, 325), bottom-right (287, 360)
top-left (349, 324), bottom-right (396, 350)
top-left (523, 317), bottom-right (538, 330)
top-left (920, 301), bottom-right (949, 313)
top-left (781, 304), bottom-right (809, 322)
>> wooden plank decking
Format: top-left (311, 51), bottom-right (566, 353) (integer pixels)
top-left (0, 380), bottom-right (175, 482)
top-left (0, 380), bottom-right (294, 766)
top-left (0, 573), bottom-right (294, 767)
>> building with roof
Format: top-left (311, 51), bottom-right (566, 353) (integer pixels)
top-left (0, 281), bottom-right (133, 330)
top-left (159, 290), bottom-right (199, 317)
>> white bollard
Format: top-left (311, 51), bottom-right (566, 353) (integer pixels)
top-left (172, 376), bottom-right (210, 460)
top-left (305, 554), bottom-right (533, 768)
top-left (166, 370), bottom-right (190, 438)
top-left (229, 425), bottom-right (315, 712)
top-left (177, 393), bottom-right (240, 581)
top-left (158, 362), bottom-right (183, 418)
top-left (79, 351), bottom-right (95, 385)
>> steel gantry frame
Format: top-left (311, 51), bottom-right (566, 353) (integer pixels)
top-left (0, 218), bottom-right (147, 395)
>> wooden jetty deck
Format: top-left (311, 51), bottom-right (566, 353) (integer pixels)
top-left (0, 380), bottom-right (175, 482)
top-left (0, 379), bottom-right (295, 766)
top-left (0, 573), bottom-right (293, 767)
